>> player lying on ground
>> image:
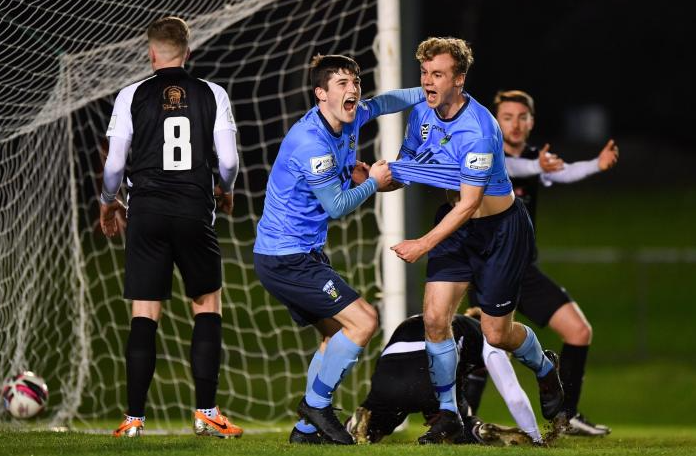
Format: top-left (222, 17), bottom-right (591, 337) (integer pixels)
top-left (253, 54), bottom-right (424, 445)
top-left (338, 311), bottom-right (544, 446)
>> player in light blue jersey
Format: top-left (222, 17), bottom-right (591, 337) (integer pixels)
top-left (389, 38), bottom-right (564, 444)
top-left (253, 54), bottom-right (423, 445)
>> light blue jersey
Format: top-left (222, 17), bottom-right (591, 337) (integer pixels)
top-left (391, 93), bottom-right (512, 196)
top-left (253, 106), bottom-right (364, 255)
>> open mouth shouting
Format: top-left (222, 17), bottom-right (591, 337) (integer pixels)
top-left (343, 96), bottom-right (357, 112)
top-left (425, 89), bottom-right (437, 104)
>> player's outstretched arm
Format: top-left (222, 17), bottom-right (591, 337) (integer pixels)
top-left (391, 183), bottom-right (483, 263)
top-left (597, 138), bottom-right (619, 171)
top-left (312, 160), bottom-right (392, 219)
top-left (366, 87), bottom-right (424, 119)
top-left (540, 139), bottom-right (619, 186)
top-left (505, 144), bottom-right (563, 178)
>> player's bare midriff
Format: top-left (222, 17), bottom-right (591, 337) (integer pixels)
top-left (445, 190), bottom-right (515, 218)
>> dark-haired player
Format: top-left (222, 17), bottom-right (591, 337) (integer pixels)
top-left (253, 54), bottom-right (423, 445)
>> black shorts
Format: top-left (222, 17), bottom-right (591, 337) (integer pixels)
top-left (253, 251), bottom-right (360, 326)
top-left (124, 213), bottom-right (221, 300)
top-left (426, 199), bottom-right (535, 317)
top-left (516, 263), bottom-right (572, 327)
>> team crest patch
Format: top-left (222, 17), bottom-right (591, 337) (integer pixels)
top-left (465, 152), bottom-right (493, 170)
top-left (162, 85), bottom-right (188, 111)
top-left (323, 280), bottom-right (341, 300)
top-left (107, 115), bottom-right (116, 131)
top-left (310, 154), bottom-right (336, 174)
top-left (349, 134), bottom-right (356, 150)
top-left (226, 107), bottom-right (234, 123)
top-left (420, 123), bottom-right (430, 141)
top-left (439, 134), bottom-right (452, 145)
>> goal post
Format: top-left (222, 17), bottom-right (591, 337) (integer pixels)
top-left (376, 0), bottom-right (407, 342)
top-left (0, 0), bottom-right (407, 430)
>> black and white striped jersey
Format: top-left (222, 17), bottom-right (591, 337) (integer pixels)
top-left (106, 67), bottom-right (236, 223)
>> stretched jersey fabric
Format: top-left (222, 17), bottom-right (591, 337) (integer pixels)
top-left (254, 88), bottom-right (422, 255)
top-left (106, 67), bottom-right (236, 224)
top-left (390, 93), bottom-right (512, 196)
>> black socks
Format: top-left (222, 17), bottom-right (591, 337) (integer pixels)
top-left (126, 317), bottom-right (158, 417)
top-left (191, 313), bottom-right (222, 410)
top-left (559, 343), bottom-right (589, 416)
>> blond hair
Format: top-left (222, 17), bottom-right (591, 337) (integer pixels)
top-left (147, 16), bottom-right (189, 57)
top-left (416, 37), bottom-right (474, 75)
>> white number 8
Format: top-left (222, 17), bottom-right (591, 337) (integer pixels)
top-left (163, 116), bottom-right (192, 170)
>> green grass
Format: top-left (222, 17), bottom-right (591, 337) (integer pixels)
top-left (1, 425), bottom-right (695, 456)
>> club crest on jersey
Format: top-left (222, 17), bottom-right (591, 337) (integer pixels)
top-left (323, 280), bottom-right (340, 300)
top-left (420, 123), bottom-right (430, 141)
top-left (465, 152), bottom-right (493, 170)
top-left (439, 134), bottom-right (452, 145)
top-left (349, 134), bottom-right (356, 150)
top-left (162, 86), bottom-right (188, 111)
top-left (310, 154), bottom-right (336, 174)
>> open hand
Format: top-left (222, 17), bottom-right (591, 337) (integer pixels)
top-left (598, 139), bottom-right (619, 171)
top-left (538, 143), bottom-right (564, 172)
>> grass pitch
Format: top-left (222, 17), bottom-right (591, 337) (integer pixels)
top-left (1, 425), bottom-right (694, 456)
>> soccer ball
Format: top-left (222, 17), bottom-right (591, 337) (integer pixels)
top-left (2, 371), bottom-right (49, 419)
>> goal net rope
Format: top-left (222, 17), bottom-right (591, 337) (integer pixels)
top-left (0, 0), bottom-right (385, 430)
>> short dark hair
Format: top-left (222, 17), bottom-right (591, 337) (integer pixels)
top-left (147, 16), bottom-right (190, 56)
top-left (493, 90), bottom-right (535, 116)
top-left (309, 54), bottom-right (360, 102)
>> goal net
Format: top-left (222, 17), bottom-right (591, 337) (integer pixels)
top-left (0, 0), bottom-right (389, 430)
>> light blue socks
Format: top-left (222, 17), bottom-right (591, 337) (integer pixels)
top-left (512, 325), bottom-right (553, 377)
top-left (425, 338), bottom-right (459, 413)
top-left (306, 330), bottom-right (363, 409)
top-left (294, 350), bottom-right (324, 432)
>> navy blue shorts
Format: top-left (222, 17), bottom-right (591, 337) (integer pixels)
top-left (253, 251), bottom-right (360, 326)
top-left (426, 199), bottom-right (535, 317)
top-left (469, 262), bottom-right (572, 326)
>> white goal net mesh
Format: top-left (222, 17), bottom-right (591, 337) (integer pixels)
top-left (0, 0), bottom-right (386, 429)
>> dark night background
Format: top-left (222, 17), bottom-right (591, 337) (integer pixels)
top-left (400, 1), bottom-right (696, 190)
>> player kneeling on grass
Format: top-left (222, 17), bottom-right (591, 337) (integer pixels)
top-left (102, 16), bottom-right (242, 438)
top-left (338, 310), bottom-right (545, 446)
top-left (253, 54), bottom-right (423, 445)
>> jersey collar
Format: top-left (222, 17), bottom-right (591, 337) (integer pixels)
top-left (315, 108), bottom-right (342, 139)
top-left (434, 91), bottom-right (471, 123)
top-left (155, 66), bottom-right (189, 76)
